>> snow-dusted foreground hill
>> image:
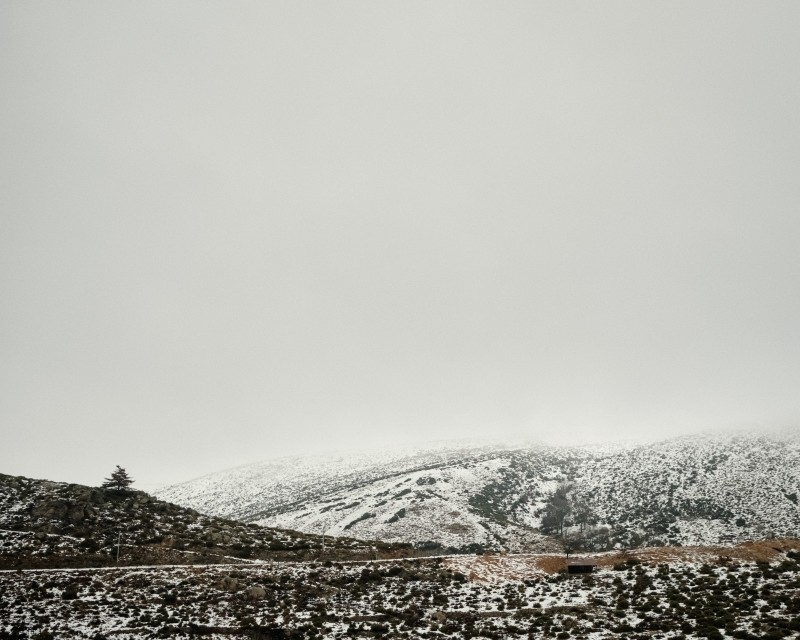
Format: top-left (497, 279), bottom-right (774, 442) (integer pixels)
top-left (0, 472), bottom-right (410, 570)
top-left (156, 431), bottom-right (800, 551)
top-left (2, 541), bottom-right (800, 640)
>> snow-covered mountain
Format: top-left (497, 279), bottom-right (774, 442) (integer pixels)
top-left (155, 430), bottom-right (800, 552)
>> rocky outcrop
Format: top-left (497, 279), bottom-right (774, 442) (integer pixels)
top-left (244, 586), bottom-right (266, 601)
top-left (216, 575), bottom-right (239, 592)
top-left (29, 487), bottom-right (105, 530)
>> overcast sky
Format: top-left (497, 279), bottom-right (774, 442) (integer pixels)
top-left (2, 2), bottom-right (799, 489)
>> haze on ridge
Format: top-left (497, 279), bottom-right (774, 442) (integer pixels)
top-left (2, 2), bottom-right (799, 489)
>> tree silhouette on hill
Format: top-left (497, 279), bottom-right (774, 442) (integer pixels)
top-left (102, 466), bottom-right (134, 491)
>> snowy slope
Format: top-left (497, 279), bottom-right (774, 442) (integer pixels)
top-left (156, 442), bottom-right (564, 552)
top-left (155, 431), bottom-right (800, 551)
top-left (4, 541), bottom-right (800, 639)
top-left (573, 431), bottom-right (800, 546)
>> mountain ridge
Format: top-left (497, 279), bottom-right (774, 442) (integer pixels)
top-left (155, 430), bottom-right (800, 553)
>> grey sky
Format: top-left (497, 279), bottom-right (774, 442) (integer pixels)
top-left (2, 2), bottom-right (799, 489)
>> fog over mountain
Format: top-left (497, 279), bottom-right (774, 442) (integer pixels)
top-left (2, 2), bottom-right (800, 489)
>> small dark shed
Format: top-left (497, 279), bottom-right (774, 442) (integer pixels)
top-left (566, 558), bottom-right (597, 574)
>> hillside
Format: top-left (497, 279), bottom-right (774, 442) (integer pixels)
top-left (0, 473), bottom-right (411, 569)
top-left (2, 539), bottom-right (799, 639)
top-left (156, 443), bottom-right (567, 553)
top-left (155, 431), bottom-right (800, 552)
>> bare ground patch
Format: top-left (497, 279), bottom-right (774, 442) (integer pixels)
top-left (445, 537), bottom-right (800, 582)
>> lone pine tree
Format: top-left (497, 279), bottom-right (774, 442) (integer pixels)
top-left (102, 465), bottom-right (134, 491)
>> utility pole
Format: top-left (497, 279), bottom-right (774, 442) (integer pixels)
top-left (116, 530), bottom-right (122, 563)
